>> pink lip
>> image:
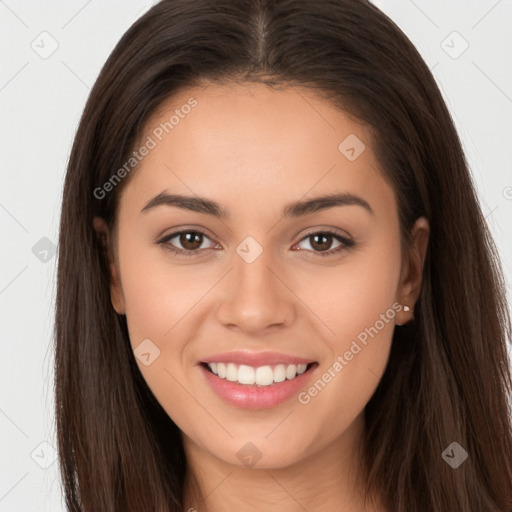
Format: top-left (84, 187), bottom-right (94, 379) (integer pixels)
top-left (199, 361), bottom-right (319, 410)
top-left (200, 351), bottom-right (315, 367)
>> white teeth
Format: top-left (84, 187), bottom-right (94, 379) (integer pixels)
top-left (255, 365), bottom-right (274, 386)
top-left (226, 363), bottom-right (238, 382)
top-left (217, 362), bottom-right (226, 378)
top-left (206, 362), bottom-right (310, 386)
top-left (297, 364), bottom-right (307, 375)
top-left (238, 365), bottom-right (255, 385)
top-left (285, 364), bottom-right (297, 379)
top-left (273, 364), bottom-right (286, 382)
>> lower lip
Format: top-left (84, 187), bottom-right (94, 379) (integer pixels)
top-left (199, 363), bottom-right (318, 409)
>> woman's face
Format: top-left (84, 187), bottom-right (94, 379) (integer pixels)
top-left (99, 82), bottom-right (428, 469)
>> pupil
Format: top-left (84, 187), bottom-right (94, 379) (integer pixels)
top-left (181, 232), bottom-right (202, 250)
top-left (311, 234), bottom-right (332, 251)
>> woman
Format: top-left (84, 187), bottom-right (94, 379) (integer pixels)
top-left (54, 0), bottom-right (512, 510)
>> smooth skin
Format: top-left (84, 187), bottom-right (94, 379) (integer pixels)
top-left (94, 82), bottom-right (429, 512)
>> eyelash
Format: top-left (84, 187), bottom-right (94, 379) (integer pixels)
top-left (157, 229), bottom-right (355, 258)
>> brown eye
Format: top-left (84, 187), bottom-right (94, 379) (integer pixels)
top-left (295, 230), bottom-right (354, 257)
top-left (309, 233), bottom-right (335, 252)
top-left (159, 230), bottom-right (216, 256)
top-left (179, 232), bottom-right (203, 250)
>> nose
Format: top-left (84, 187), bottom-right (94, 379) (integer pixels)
top-left (216, 246), bottom-right (296, 336)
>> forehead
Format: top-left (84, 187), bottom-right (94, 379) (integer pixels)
top-left (120, 82), bottom-right (396, 220)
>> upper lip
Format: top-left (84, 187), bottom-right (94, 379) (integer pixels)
top-left (200, 351), bottom-right (316, 367)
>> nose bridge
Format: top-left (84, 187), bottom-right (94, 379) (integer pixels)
top-left (233, 237), bottom-right (281, 304)
top-left (236, 246), bottom-right (274, 293)
top-left (216, 235), bottom-right (294, 332)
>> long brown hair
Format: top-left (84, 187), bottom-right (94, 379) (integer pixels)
top-left (54, 0), bottom-right (512, 510)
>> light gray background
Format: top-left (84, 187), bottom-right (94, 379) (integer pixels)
top-left (1, 1), bottom-right (511, 510)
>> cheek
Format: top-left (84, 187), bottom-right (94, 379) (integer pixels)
top-left (117, 237), bottom-right (206, 348)
top-left (116, 239), bottom-right (205, 426)
top-left (297, 232), bottom-right (402, 351)
top-left (292, 234), bottom-right (401, 424)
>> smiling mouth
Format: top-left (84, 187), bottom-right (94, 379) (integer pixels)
top-left (200, 361), bottom-right (318, 387)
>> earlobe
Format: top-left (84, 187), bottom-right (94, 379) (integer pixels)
top-left (93, 216), bottom-right (126, 315)
top-left (396, 303), bottom-right (414, 326)
top-left (396, 216), bottom-right (430, 326)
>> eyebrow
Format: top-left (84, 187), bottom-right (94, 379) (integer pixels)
top-left (141, 191), bottom-right (374, 217)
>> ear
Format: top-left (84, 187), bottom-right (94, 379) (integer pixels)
top-left (93, 216), bottom-right (126, 315)
top-left (395, 216), bottom-right (429, 326)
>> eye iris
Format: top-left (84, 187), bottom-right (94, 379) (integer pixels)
top-left (310, 233), bottom-right (333, 251)
top-left (180, 232), bottom-right (202, 250)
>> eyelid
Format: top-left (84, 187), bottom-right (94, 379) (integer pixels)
top-left (297, 226), bottom-right (353, 243)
